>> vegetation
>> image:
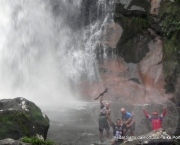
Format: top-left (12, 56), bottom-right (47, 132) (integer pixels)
top-left (121, 16), bottom-right (149, 34)
top-left (20, 136), bottom-right (54, 145)
top-left (114, 0), bottom-right (180, 93)
top-left (0, 101), bottom-right (49, 139)
top-left (0, 110), bottom-right (30, 138)
top-left (131, 17), bottom-right (149, 32)
top-left (160, 4), bottom-right (180, 37)
top-left (115, 13), bottom-right (150, 60)
top-left (27, 101), bottom-right (49, 125)
top-left (159, 1), bottom-right (180, 93)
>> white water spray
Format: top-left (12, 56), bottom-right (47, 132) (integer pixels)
top-left (0, 0), bottom-right (114, 108)
top-left (0, 0), bottom-right (76, 107)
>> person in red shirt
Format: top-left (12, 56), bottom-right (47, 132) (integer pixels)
top-left (142, 106), bottom-right (167, 130)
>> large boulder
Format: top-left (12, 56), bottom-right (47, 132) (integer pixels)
top-left (0, 97), bottom-right (49, 140)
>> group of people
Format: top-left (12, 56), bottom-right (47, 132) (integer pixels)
top-left (98, 95), bottom-right (167, 145)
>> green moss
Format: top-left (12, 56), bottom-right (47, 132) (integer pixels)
top-left (114, 1), bottom-right (150, 48)
top-left (114, 0), bottom-right (180, 91)
top-left (28, 103), bottom-right (43, 119)
top-left (122, 16), bottom-right (149, 33)
top-left (131, 17), bottom-right (149, 32)
top-left (0, 99), bottom-right (50, 140)
top-left (115, 14), bottom-right (149, 46)
top-left (27, 102), bottom-right (49, 126)
top-left (0, 111), bottom-right (29, 124)
top-left (0, 125), bottom-right (9, 138)
top-left (0, 110), bottom-right (31, 139)
top-left (163, 34), bottom-right (179, 57)
top-left (119, 31), bottom-right (151, 63)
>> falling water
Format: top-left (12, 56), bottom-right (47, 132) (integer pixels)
top-left (0, 0), bottom-right (114, 107)
top-left (1, 1), bottom-right (179, 144)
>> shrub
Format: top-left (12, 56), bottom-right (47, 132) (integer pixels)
top-left (20, 136), bottom-right (54, 145)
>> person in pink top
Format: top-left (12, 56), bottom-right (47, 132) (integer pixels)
top-left (142, 106), bottom-right (167, 130)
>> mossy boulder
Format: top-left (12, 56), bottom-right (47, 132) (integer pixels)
top-left (0, 97), bottom-right (49, 140)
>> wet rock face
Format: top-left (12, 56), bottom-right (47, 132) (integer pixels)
top-left (114, 0), bottom-right (150, 20)
top-left (100, 23), bottom-right (123, 49)
top-left (113, 0), bottom-right (163, 62)
top-left (77, 0), bottom-right (180, 138)
top-left (79, 0), bottom-right (111, 27)
top-left (0, 97), bottom-right (49, 140)
top-left (0, 138), bottom-right (30, 145)
top-left (79, 29), bottom-right (172, 104)
top-left (149, 0), bottom-right (161, 15)
top-left (114, 0), bottom-right (151, 62)
top-left (119, 31), bottom-right (151, 63)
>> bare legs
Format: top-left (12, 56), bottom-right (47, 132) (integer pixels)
top-left (99, 129), bottom-right (110, 142)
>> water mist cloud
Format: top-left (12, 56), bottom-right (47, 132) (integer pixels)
top-left (0, 0), bottom-right (77, 108)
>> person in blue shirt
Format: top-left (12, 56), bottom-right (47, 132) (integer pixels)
top-left (120, 108), bottom-right (135, 135)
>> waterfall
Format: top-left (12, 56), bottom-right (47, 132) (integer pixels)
top-left (0, 0), bottom-right (114, 107)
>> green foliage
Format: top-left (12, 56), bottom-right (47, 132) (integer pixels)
top-left (123, 16), bottom-right (149, 33)
top-left (162, 33), bottom-right (180, 93)
top-left (131, 17), bottom-right (149, 31)
top-left (159, 1), bottom-right (180, 37)
top-left (159, 1), bottom-right (180, 93)
top-left (116, 14), bottom-right (150, 48)
top-left (20, 136), bottom-right (54, 145)
top-left (163, 35), bottom-right (178, 57)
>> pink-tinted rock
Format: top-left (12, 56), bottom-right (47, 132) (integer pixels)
top-left (79, 28), bottom-right (173, 104)
top-left (100, 22), bottom-right (123, 48)
top-left (150, 0), bottom-right (161, 15)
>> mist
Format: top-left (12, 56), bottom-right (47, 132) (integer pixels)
top-left (0, 0), bottom-right (111, 109)
top-left (0, 0), bottom-right (81, 108)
